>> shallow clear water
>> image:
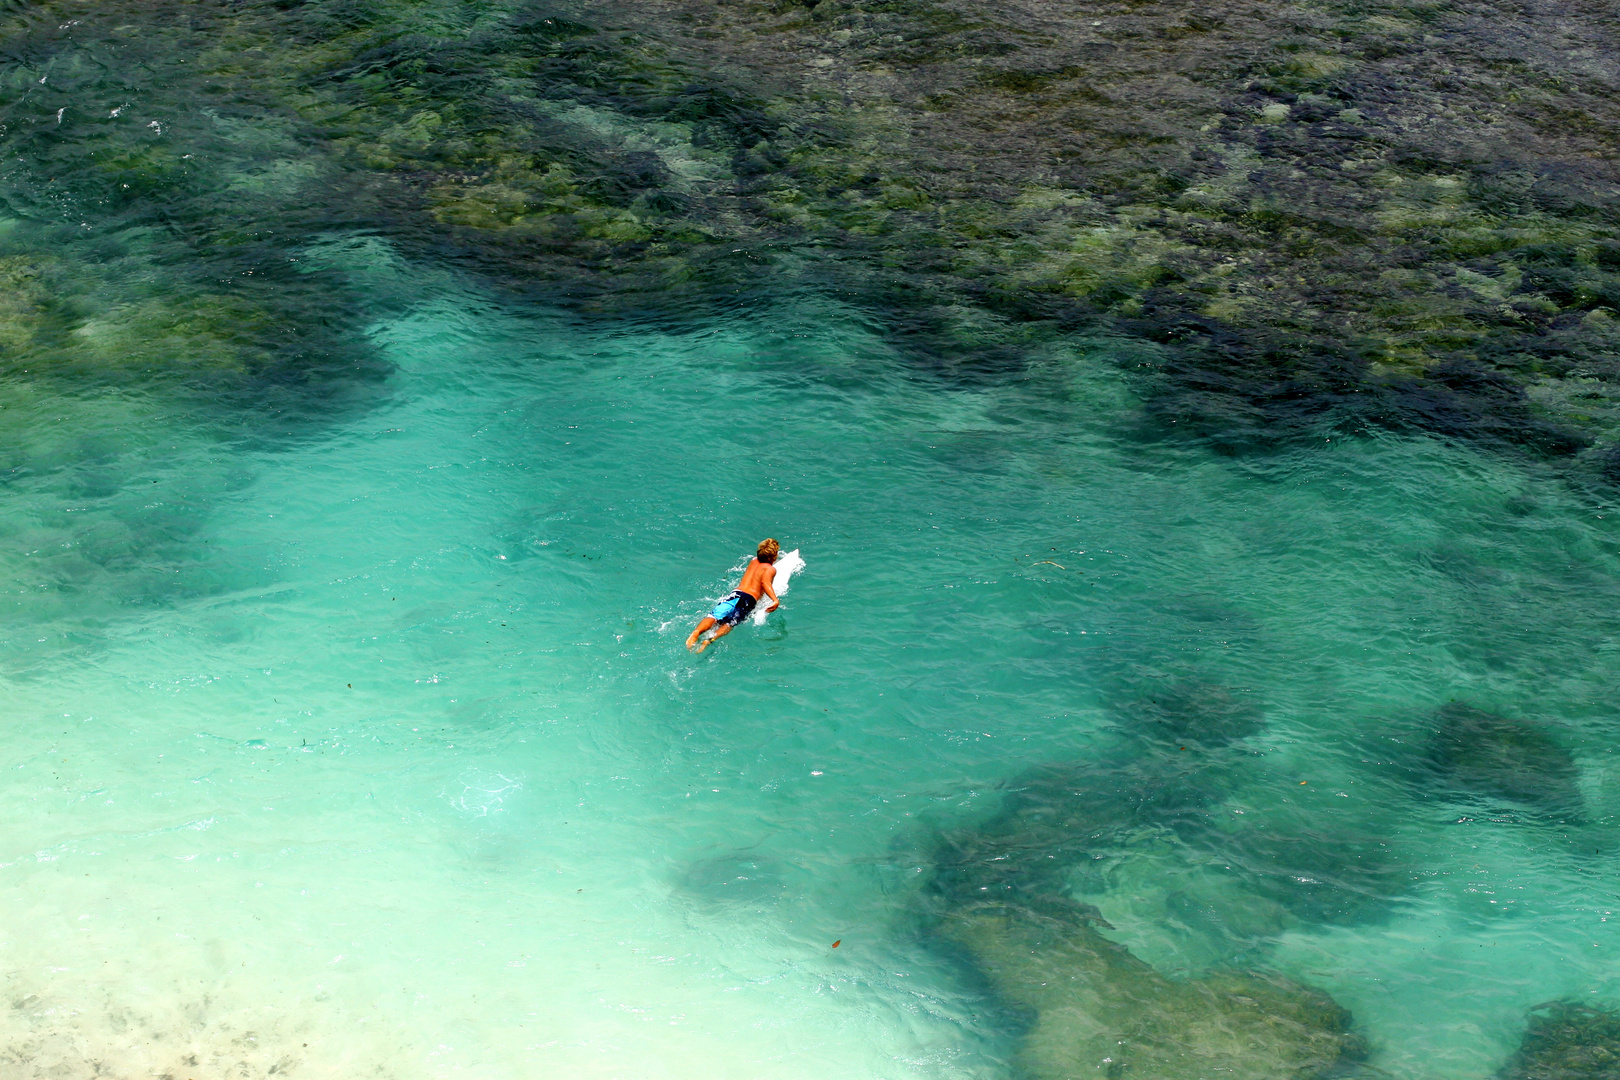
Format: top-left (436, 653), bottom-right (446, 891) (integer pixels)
top-left (5, 240), bottom-right (1620, 1078)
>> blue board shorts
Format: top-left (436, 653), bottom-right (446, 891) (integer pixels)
top-left (710, 590), bottom-right (758, 627)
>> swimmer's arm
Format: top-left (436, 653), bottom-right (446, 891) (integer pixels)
top-left (762, 566), bottom-right (779, 612)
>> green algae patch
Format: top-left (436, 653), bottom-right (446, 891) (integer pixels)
top-left (565, 0), bottom-right (1620, 455)
top-left (1502, 1001), bottom-right (1620, 1080)
top-left (66, 295), bottom-right (275, 374)
top-left (943, 902), bottom-right (1361, 1080)
top-left (0, 234), bottom-right (367, 387)
top-left (0, 255), bottom-right (56, 355)
top-left (0, 0), bottom-right (388, 425)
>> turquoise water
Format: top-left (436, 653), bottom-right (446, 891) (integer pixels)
top-left (5, 240), bottom-right (1620, 1077)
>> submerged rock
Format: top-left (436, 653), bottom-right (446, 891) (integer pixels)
top-left (942, 901), bottom-right (1361, 1080)
top-left (931, 745), bottom-right (1408, 930)
top-left (924, 756), bottom-right (1368, 1079)
top-left (1202, 806), bottom-right (1406, 926)
top-left (1429, 703), bottom-right (1581, 814)
top-left (1500, 1001), bottom-right (1620, 1080)
top-left (927, 756), bottom-right (1222, 911)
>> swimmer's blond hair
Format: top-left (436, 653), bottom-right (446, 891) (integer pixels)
top-left (757, 538), bottom-right (780, 564)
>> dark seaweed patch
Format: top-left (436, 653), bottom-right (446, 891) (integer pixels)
top-left (1428, 703), bottom-right (1582, 816)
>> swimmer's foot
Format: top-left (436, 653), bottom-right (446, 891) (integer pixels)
top-left (694, 638), bottom-right (711, 654)
top-left (685, 632), bottom-right (701, 650)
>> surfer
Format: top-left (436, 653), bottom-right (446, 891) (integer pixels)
top-left (687, 538), bottom-right (781, 653)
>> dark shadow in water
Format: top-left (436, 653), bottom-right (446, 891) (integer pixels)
top-left (1100, 668), bottom-right (1407, 925)
top-left (1426, 703), bottom-right (1583, 819)
top-left (681, 852), bottom-right (788, 903)
top-left (1110, 678), bottom-right (1268, 751)
top-left (674, 847), bottom-right (804, 914)
top-left (1198, 811), bottom-right (1408, 927)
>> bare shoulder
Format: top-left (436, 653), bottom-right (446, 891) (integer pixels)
top-left (742, 559), bottom-right (776, 590)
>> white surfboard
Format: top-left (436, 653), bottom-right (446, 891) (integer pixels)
top-left (753, 548), bottom-right (804, 624)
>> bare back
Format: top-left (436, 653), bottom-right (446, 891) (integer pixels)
top-left (736, 558), bottom-right (778, 602)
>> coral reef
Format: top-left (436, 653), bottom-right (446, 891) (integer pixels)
top-left (1501, 1000), bottom-right (1620, 1080)
top-left (579, 0), bottom-right (1620, 458)
top-left (4, 0), bottom-right (1620, 460)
